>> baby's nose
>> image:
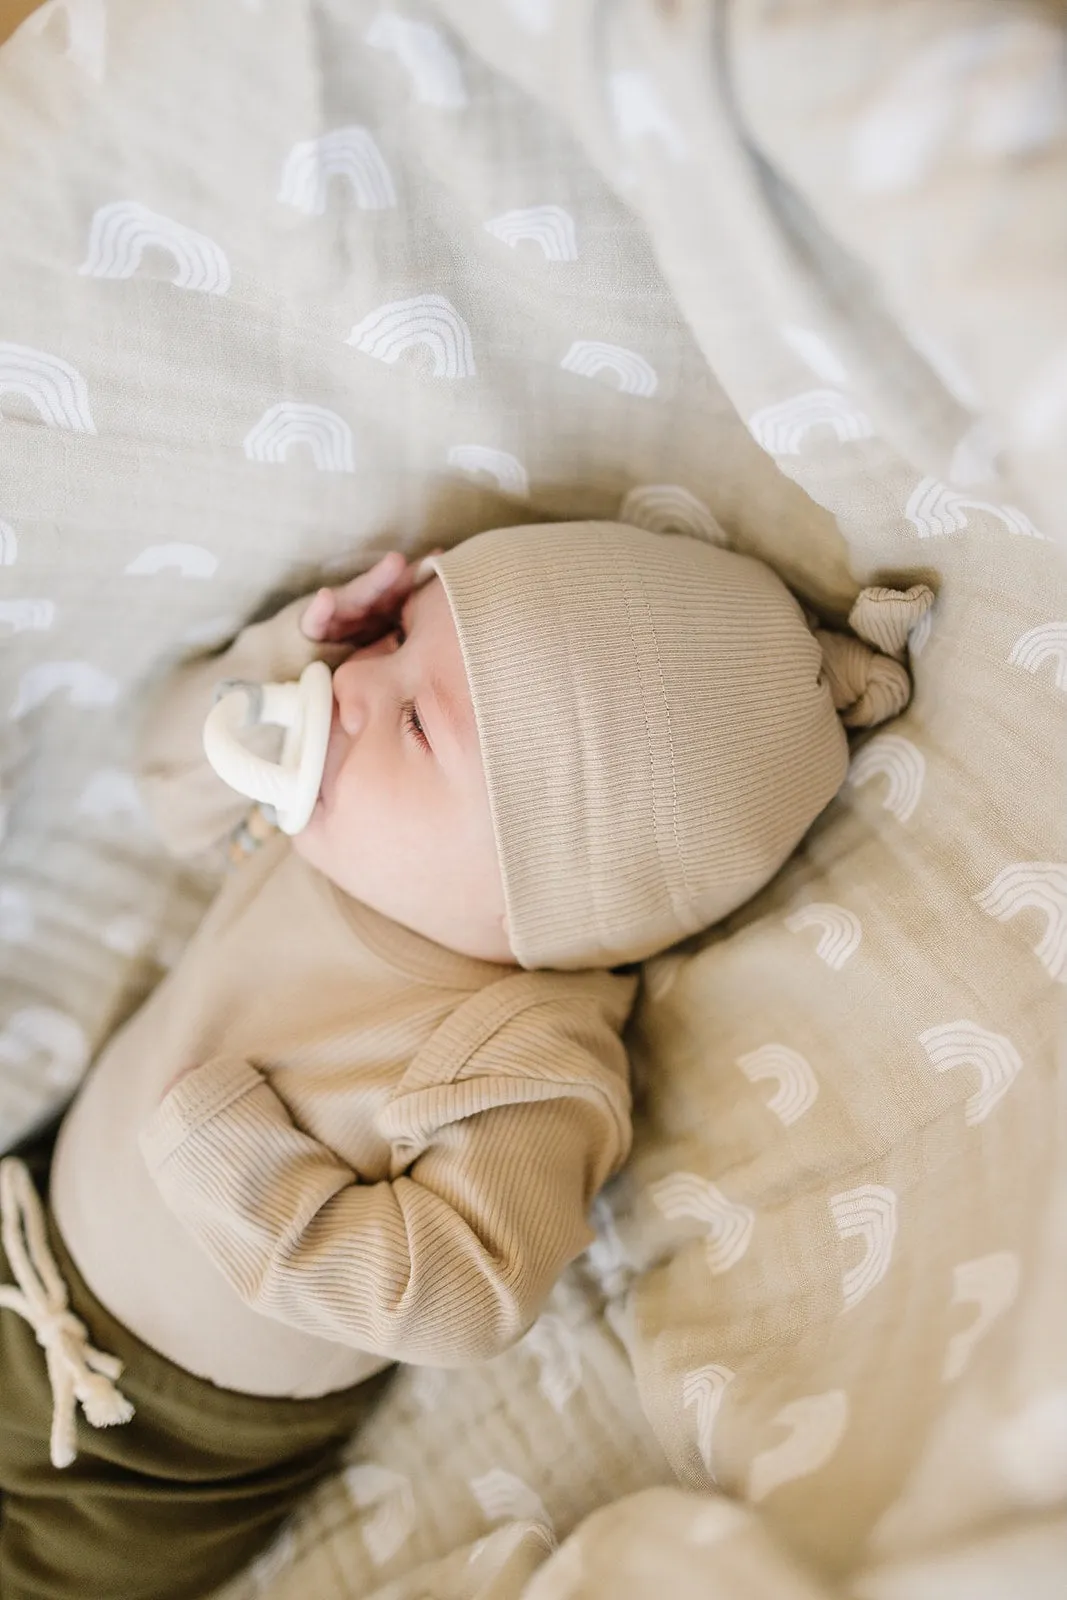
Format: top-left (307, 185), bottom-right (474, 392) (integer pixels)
top-left (332, 640), bottom-right (395, 736)
top-left (332, 666), bottom-right (367, 739)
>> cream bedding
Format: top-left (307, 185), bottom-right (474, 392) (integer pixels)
top-left (0, 3), bottom-right (1064, 1599)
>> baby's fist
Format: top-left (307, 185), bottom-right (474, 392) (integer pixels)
top-left (301, 552), bottom-right (421, 647)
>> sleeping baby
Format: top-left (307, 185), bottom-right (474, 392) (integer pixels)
top-left (0, 520), bottom-right (931, 1599)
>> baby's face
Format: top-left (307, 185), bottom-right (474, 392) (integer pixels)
top-left (292, 576), bottom-right (513, 964)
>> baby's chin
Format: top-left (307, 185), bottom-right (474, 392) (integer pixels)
top-left (291, 806), bottom-right (353, 885)
top-left (290, 806), bottom-right (324, 858)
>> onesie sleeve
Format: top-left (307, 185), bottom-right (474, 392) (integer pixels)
top-left (138, 1002), bottom-right (632, 1364)
top-left (134, 598), bottom-right (351, 860)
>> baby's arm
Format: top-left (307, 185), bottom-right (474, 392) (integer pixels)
top-left (135, 554), bottom-right (417, 860)
top-left (138, 1011), bottom-right (631, 1363)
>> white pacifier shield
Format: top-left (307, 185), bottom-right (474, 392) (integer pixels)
top-left (202, 660), bottom-right (333, 835)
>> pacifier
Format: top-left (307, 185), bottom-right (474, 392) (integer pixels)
top-left (201, 558), bottom-right (439, 835)
top-left (202, 661), bottom-right (333, 836)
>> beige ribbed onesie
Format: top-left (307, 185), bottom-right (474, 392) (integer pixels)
top-left (50, 602), bottom-right (636, 1399)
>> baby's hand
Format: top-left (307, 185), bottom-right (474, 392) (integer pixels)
top-left (300, 552), bottom-right (426, 647)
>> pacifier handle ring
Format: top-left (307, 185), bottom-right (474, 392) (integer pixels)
top-left (202, 660), bottom-right (333, 835)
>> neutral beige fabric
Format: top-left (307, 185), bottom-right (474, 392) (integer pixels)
top-left (813, 585), bottom-right (933, 729)
top-left (52, 600), bottom-right (634, 1396)
top-left (729, 0), bottom-right (1067, 550)
top-left (0, 0), bottom-right (42, 50)
top-left (0, 3), bottom-right (1064, 1600)
top-left (433, 523), bottom-right (931, 970)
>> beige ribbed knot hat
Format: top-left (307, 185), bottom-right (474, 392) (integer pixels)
top-left (430, 522), bottom-right (933, 971)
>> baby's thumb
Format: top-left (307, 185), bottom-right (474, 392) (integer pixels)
top-left (814, 583), bottom-right (934, 730)
top-left (300, 588), bottom-right (334, 641)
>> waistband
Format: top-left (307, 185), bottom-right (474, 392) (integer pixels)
top-left (0, 1135), bottom-right (387, 1470)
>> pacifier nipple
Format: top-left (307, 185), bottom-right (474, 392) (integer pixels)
top-left (202, 660), bottom-right (333, 835)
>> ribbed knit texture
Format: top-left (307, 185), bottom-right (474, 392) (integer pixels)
top-left (51, 605), bottom-right (635, 1399)
top-left (433, 524), bottom-right (932, 971)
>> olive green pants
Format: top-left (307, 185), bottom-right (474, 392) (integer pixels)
top-left (0, 1129), bottom-right (388, 1600)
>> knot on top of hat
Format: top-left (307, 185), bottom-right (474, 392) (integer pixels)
top-left (812, 583), bottom-right (935, 730)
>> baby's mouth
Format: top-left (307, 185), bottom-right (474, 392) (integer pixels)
top-left (316, 699), bottom-right (344, 812)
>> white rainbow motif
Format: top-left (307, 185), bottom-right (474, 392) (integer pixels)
top-left (736, 1044), bottom-right (819, 1127)
top-left (846, 735), bottom-right (926, 824)
top-left (26, 0), bottom-right (106, 82)
top-left (830, 1185), bottom-right (898, 1312)
top-left (919, 1020), bottom-right (1023, 1126)
top-left (78, 767), bottom-right (146, 821)
top-left (973, 864), bottom-right (1067, 984)
top-left (79, 202), bottom-right (230, 294)
top-left (748, 1391), bottom-right (849, 1503)
top-left (504, 0), bottom-right (554, 32)
top-left (905, 477), bottom-right (1045, 540)
top-left (249, 1526), bottom-right (295, 1594)
top-left (560, 340), bottom-right (658, 398)
top-left (124, 543), bottom-right (219, 578)
top-left (909, 607), bottom-right (933, 657)
top-left (11, 661), bottom-right (118, 719)
top-left (0, 344), bottom-right (95, 433)
top-left (908, 326), bottom-right (980, 411)
top-left (682, 1364), bottom-right (736, 1480)
top-left (0, 1006), bottom-right (89, 1090)
top-left (0, 887), bottom-right (34, 944)
top-left (343, 1464), bottom-right (416, 1567)
top-left (408, 1365), bottom-right (447, 1411)
top-left (780, 325), bottom-right (848, 385)
top-left (102, 911), bottom-right (153, 957)
top-left (650, 1171), bottom-right (754, 1275)
top-left (943, 1251), bottom-right (1020, 1382)
top-left (619, 484), bottom-right (727, 544)
top-left (748, 389), bottom-right (873, 455)
top-left (447, 444), bottom-right (529, 498)
top-left (347, 296), bottom-right (476, 379)
top-left (850, 21), bottom-right (1066, 193)
top-left (522, 1313), bottom-right (581, 1413)
top-left (365, 13), bottom-right (467, 109)
top-left (609, 70), bottom-right (688, 160)
top-left (0, 598), bottom-right (55, 632)
top-left (277, 127), bottom-right (397, 213)
top-left (243, 402), bottom-right (356, 472)
top-left (0, 520), bottom-right (17, 565)
top-left (785, 904), bottom-right (862, 970)
top-left (1009, 623), bottom-right (1067, 692)
top-left (995, 1389), bottom-right (1067, 1504)
top-left (851, 40), bottom-right (959, 192)
top-left (686, 1500), bottom-right (749, 1547)
top-left (469, 1469), bottom-right (550, 1529)
top-left (468, 1523), bottom-right (556, 1573)
top-left (584, 1193), bottom-right (630, 1299)
top-left (484, 205), bottom-right (577, 262)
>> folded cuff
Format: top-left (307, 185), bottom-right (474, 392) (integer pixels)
top-left (139, 1058), bottom-right (264, 1171)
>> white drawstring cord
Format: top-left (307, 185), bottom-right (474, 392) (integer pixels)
top-left (0, 1156), bottom-right (135, 1468)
